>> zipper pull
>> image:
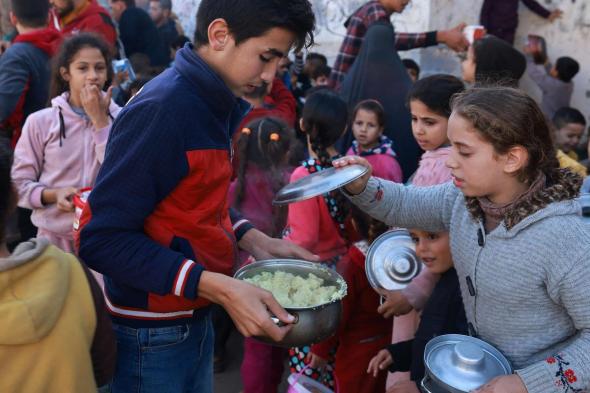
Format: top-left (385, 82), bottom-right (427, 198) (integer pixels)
top-left (477, 228), bottom-right (485, 247)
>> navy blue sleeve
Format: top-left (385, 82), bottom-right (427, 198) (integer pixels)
top-left (79, 101), bottom-right (204, 299)
top-left (229, 208), bottom-right (254, 242)
top-left (0, 49), bottom-right (30, 122)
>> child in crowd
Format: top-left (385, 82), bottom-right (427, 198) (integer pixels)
top-left (402, 59), bottom-right (420, 83)
top-left (553, 107), bottom-right (587, 177)
top-left (309, 208), bottom-right (392, 393)
top-left (462, 35), bottom-right (526, 87)
top-left (0, 144), bottom-right (116, 392)
top-left (285, 90), bottom-right (353, 390)
top-left (367, 228), bottom-right (467, 393)
top-left (382, 74), bottom-right (464, 385)
top-left (346, 99), bottom-right (403, 182)
top-left (228, 117), bottom-right (299, 393)
top-left (524, 48), bottom-right (580, 119)
top-left (336, 86), bottom-right (590, 392)
top-left (311, 64), bottom-right (331, 87)
top-left (11, 33), bottom-right (121, 253)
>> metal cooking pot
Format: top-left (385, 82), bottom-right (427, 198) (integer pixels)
top-left (421, 335), bottom-right (512, 393)
top-left (234, 259), bottom-right (347, 348)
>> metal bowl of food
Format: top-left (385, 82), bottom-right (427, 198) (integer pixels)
top-left (234, 259), bottom-right (347, 348)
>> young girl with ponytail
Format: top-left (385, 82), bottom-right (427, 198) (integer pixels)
top-left (284, 89), bottom-right (354, 390)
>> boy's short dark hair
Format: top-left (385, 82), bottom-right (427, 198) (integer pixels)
top-left (311, 64), bottom-right (331, 80)
top-left (553, 107), bottom-right (587, 129)
top-left (306, 52), bottom-right (327, 66)
top-left (11, 0), bottom-right (50, 28)
top-left (194, 0), bottom-right (315, 52)
top-left (113, 0), bottom-right (135, 7)
top-left (555, 57), bottom-right (579, 83)
top-left (402, 58), bottom-right (420, 76)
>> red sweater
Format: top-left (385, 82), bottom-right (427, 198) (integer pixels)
top-left (238, 77), bottom-right (296, 129)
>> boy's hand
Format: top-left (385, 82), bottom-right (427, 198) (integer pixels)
top-left (332, 156), bottom-right (372, 196)
top-left (198, 272), bottom-right (295, 342)
top-left (548, 9), bottom-right (563, 22)
top-left (471, 375), bottom-right (527, 393)
top-left (307, 352), bottom-right (328, 370)
top-left (238, 228), bottom-right (320, 262)
top-left (367, 349), bottom-right (393, 377)
top-left (377, 290), bottom-right (413, 318)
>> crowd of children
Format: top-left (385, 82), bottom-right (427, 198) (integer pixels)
top-left (0, 0), bottom-right (589, 392)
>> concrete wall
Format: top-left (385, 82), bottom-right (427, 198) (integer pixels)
top-left (172, 0), bottom-right (589, 119)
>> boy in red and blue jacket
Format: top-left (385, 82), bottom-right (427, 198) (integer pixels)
top-left (78, 0), bottom-right (316, 391)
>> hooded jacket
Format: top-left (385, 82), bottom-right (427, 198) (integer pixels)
top-left (0, 28), bottom-right (62, 147)
top-left (0, 239), bottom-right (114, 392)
top-left (11, 92), bottom-right (120, 237)
top-left (58, 0), bottom-right (116, 47)
top-left (349, 177), bottom-right (590, 393)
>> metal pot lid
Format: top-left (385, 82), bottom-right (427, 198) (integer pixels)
top-left (365, 230), bottom-right (422, 291)
top-left (424, 334), bottom-right (513, 392)
top-left (273, 164), bottom-right (369, 205)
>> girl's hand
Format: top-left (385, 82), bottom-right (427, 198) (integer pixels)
top-left (55, 187), bottom-right (78, 212)
top-left (367, 349), bottom-right (393, 377)
top-left (81, 85), bottom-right (113, 129)
top-left (332, 156), bottom-right (372, 195)
top-left (307, 352), bottom-right (328, 370)
top-left (471, 375), bottom-right (527, 393)
top-left (377, 290), bottom-right (413, 318)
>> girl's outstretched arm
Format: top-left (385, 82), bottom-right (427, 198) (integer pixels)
top-left (334, 156), bottom-right (457, 232)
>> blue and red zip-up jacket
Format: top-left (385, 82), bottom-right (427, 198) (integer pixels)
top-left (78, 44), bottom-right (252, 327)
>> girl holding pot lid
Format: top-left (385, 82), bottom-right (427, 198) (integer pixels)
top-left (334, 86), bottom-right (590, 393)
top-left (367, 228), bottom-right (467, 392)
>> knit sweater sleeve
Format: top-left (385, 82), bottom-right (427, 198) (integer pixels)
top-left (515, 251), bottom-right (590, 392)
top-left (345, 177), bottom-right (457, 233)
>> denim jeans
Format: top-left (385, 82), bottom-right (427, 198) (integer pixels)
top-left (109, 313), bottom-right (213, 393)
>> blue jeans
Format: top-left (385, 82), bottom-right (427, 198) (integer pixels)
top-left (109, 314), bottom-right (213, 393)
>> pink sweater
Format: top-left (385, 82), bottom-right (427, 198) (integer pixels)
top-left (283, 166), bottom-right (348, 261)
top-left (11, 92), bottom-right (121, 237)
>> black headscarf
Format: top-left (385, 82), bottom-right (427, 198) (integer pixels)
top-left (474, 35), bottom-right (526, 87)
top-left (338, 21), bottom-right (419, 180)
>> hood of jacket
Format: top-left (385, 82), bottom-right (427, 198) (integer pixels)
top-left (0, 239), bottom-right (70, 345)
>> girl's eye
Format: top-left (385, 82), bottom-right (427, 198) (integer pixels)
top-left (410, 236), bottom-right (419, 244)
top-left (259, 55), bottom-right (272, 63)
top-left (427, 233), bottom-right (439, 240)
top-left (458, 151), bottom-right (471, 157)
top-left (424, 120), bottom-right (435, 126)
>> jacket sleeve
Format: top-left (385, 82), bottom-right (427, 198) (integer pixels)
top-left (11, 113), bottom-right (48, 209)
top-left (346, 178), bottom-right (457, 233)
top-left (526, 56), bottom-right (556, 94)
top-left (79, 102), bottom-right (204, 299)
top-left (387, 340), bottom-right (414, 372)
top-left (80, 264), bottom-right (116, 387)
top-left (268, 78), bottom-right (296, 127)
top-left (230, 207), bottom-right (254, 242)
top-left (515, 251), bottom-right (590, 393)
top-left (0, 49), bottom-right (29, 122)
top-left (521, 0), bottom-right (551, 19)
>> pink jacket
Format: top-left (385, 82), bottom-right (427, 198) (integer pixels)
top-left (283, 166), bottom-right (348, 261)
top-left (411, 146), bottom-right (452, 187)
top-left (346, 148), bottom-right (403, 183)
top-left (11, 92), bottom-right (121, 237)
top-left (403, 146), bottom-right (452, 309)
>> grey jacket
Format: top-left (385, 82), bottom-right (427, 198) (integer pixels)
top-left (348, 178), bottom-right (590, 393)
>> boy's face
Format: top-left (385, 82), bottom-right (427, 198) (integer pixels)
top-left (313, 75), bottom-right (329, 87)
top-left (379, 0), bottom-right (410, 14)
top-left (50, 0), bottom-right (75, 17)
top-left (210, 26), bottom-right (295, 97)
top-left (149, 1), bottom-right (166, 24)
top-left (409, 230), bottom-right (453, 274)
top-left (555, 122), bottom-right (585, 153)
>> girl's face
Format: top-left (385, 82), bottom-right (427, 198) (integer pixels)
top-left (462, 45), bottom-right (476, 83)
top-left (352, 108), bottom-right (383, 150)
top-left (60, 47), bottom-right (108, 103)
top-left (409, 229), bottom-right (453, 274)
top-left (446, 113), bottom-right (527, 203)
top-left (410, 99), bottom-right (449, 151)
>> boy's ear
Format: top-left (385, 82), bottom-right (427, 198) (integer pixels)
top-left (299, 118), bottom-right (306, 133)
top-left (503, 145), bottom-right (529, 176)
top-left (207, 18), bottom-right (231, 51)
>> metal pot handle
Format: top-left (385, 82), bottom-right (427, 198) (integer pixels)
top-left (270, 313), bottom-right (299, 326)
top-left (420, 375), bottom-right (435, 393)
